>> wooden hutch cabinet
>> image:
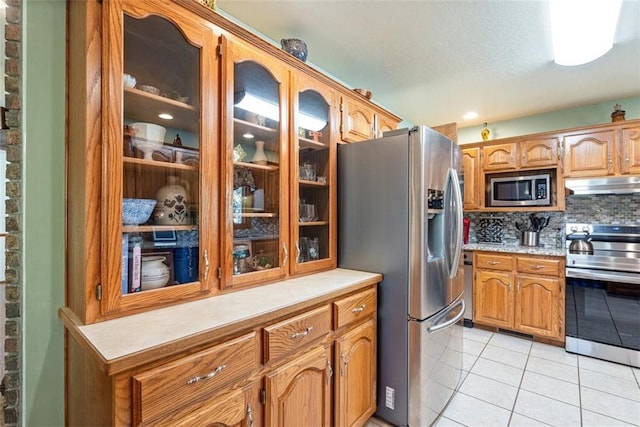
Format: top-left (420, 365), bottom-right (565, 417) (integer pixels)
top-left (64, 0), bottom-right (394, 425)
top-left (340, 93), bottom-right (401, 142)
top-left (462, 147), bottom-right (481, 210)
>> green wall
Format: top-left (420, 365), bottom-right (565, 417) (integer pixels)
top-left (24, 0), bottom-right (65, 425)
top-left (458, 96), bottom-right (640, 144)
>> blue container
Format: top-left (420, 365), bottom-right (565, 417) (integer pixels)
top-left (174, 246), bottom-right (198, 283)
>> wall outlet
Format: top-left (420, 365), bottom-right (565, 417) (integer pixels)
top-left (385, 386), bottom-right (395, 410)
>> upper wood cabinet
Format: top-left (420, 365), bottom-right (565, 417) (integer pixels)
top-left (223, 38), bottom-right (291, 290)
top-left (291, 73), bottom-right (338, 275)
top-left (563, 130), bottom-right (615, 177)
top-left (68, 0), bottom-right (221, 324)
top-left (462, 147), bottom-right (481, 210)
top-left (66, 0), bottom-right (399, 324)
top-left (483, 138), bottom-right (558, 172)
top-left (620, 124), bottom-right (640, 175)
top-left (340, 94), bottom-right (400, 142)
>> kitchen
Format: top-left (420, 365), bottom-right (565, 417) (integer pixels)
top-left (15, 0), bottom-right (639, 422)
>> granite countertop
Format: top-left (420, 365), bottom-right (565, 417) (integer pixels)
top-left (463, 242), bottom-right (566, 257)
top-left (60, 268), bottom-right (381, 374)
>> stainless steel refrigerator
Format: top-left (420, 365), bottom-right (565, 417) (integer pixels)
top-left (338, 126), bottom-right (465, 426)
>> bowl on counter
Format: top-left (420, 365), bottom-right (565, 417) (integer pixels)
top-left (122, 198), bottom-right (157, 225)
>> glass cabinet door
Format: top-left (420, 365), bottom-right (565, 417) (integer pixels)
top-left (224, 40), bottom-right (290, 288)
top-left (103, 1), bottom-right (217, 315)
top-left (291, 74), bottom-right (337, 274)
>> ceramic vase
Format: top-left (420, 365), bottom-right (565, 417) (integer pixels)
top-left (140, 256), bottom-right (170, 290)
top-left (154, 176), bottom-right (190, 225)
top-left (251, 140), bottom-right (268, 166)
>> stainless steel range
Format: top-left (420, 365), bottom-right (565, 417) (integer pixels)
top-left (565, 223), bottom-right (640, 368)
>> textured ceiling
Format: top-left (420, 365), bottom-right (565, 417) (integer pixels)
top-left (216, 0), bottom-right (640, 128)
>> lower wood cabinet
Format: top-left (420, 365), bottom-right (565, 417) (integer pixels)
top-left (473, 252), bottom-right (565, 341)
top-left (62, 275), bottom-right (378, 426)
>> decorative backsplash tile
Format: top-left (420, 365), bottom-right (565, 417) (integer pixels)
top-left (465, 193), bottom-right (639, 247)
top-left (475, 216), bottom-right (504, 243)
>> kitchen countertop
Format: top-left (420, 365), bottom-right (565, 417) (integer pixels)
top-left (59, 268), bottom-right (381, 374)
top-left (463, 242), bottom-right (566, 257)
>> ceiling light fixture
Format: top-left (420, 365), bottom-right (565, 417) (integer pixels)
top-left (550, 0), bottom-right (622, 66)
top-left (463, 112), bottom-right (479, 120)
top-left (158, 113), bottom-right (173, 120)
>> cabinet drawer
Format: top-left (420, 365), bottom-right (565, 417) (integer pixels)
top-left (132, 332), bottom-right (258, 425)
top-left (264, 305), bottom-right (331, 363)
top-left (475, 253), bottom-right (514, 271)
top-left (516, 257), bottom-right (562, 276)
top-left (333, 288), bottom-right (376, 329)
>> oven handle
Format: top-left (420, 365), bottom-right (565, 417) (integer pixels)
top-left (566, 268), bottom-right (640, 285)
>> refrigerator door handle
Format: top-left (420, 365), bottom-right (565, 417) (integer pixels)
top-left (446, 167), bottom-right (464, 278)
top-left (427, 299), bottom-right (465, 334)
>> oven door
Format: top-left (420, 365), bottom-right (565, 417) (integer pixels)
top-left (565, 267), bottom-right (640, 368)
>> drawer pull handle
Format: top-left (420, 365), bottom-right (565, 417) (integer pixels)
top-left (531, 264), bottom-right (543, 270)
top-left (488, 261), bottom-right (499, 265)
top-left (351, 304), bottom-right (366, 313)
top-left (186, 364), bottom-right (226, 385)
top-left (291, 326), bottom-right (313, 339)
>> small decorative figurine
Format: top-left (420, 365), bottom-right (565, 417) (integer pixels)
top-left (611, 104), bottom-right (626, 122)
top-left (481, 123), bottom-right (490, 141)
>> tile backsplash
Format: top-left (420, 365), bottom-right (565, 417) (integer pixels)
top-left (465, 194), bottom-right (640, 247)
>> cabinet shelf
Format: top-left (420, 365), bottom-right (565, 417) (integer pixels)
top-left (298, 137), bottom-right (326, 150)
top-left (124, 87), bottom-right (199, 133)
top-left (298, 221), bottom-right (329, 227)
top-left (299, 179), bottom-right (328, 187)
top-left (122, 224), bottom-right (198, 233)
top-left (236, 212), bottom-right (277, 218)
top-left (233, 118), bottom-right (279, 152)
top-left (233, 160), bottom-right (279, 171)
top-left (124, 156), bottom-right (198, 172)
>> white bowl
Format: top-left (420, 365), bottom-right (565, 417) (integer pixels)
top-left (129, 122), bottom-right (166, 160)
top-left (123, 73), bottom-right (137, 88)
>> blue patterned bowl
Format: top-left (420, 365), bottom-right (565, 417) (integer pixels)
top-left (122, 198), bottom-right (157, 225)
top-left (281, 38), bottom-right (308, 62)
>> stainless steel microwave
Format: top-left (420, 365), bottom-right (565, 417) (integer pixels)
top-left (489, 174), bottom-right (551, 207)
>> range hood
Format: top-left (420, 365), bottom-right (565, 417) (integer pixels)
top-left (565, 176), bottom-right (640, 195)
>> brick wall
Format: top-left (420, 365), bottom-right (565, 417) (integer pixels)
top-left (3, 0), bottom-right (22, 425)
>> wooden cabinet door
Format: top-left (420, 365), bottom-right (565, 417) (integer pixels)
top-left (482, 143), bottom-right (518, 171)
top-left (223, 38), bottom-right (291, 290)
top-left (265, 345), bottom-right (332, 427)
top-left (514, 275), bottom-right (563, 340)
top-left (621, 125), bottom-right (640, 175)
top-left (340, 96), bottom-right (375, 142)
top-left (520, 138), bottom-right (559, 169)
top-left (335, 319), bottom-right (376, 427)
top-left (462, 147), bottom-right (481, 210)
top-left (375, 113), bottom-right (399, 138)
top-left (96, 0), bottom-right (219, 322)
top-left (474, 270), bottom-right (514, 328)
top-left (290, 73), bottom-right (338, 275)
top-left (563, 130), bottom-right (615, 177)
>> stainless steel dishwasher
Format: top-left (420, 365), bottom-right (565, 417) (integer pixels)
top-left (463, 251), bottom-right (473, 326)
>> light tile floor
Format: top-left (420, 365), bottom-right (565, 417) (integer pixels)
top-left (368, 327), bottom-right (640, 427)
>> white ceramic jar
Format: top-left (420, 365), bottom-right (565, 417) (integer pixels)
top-left (140, 256), bottom-right (170, 290)
top-left (154, 176), bottom-right (191, 225)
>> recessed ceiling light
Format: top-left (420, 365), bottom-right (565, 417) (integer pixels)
top-left (243, 132), bottom-right (254, 139)
top-left (158, 113), bottom-right (173, 120)
top-left (463, 112), bottom-right (479, 120)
